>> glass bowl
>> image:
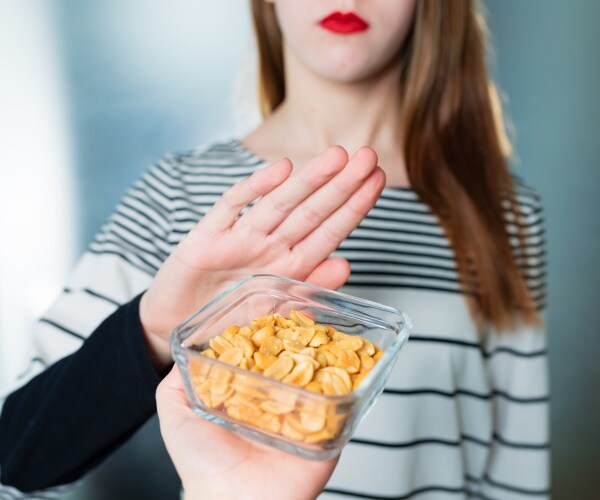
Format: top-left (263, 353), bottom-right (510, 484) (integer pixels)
top-left (171, 274), bottom-right (411, 459)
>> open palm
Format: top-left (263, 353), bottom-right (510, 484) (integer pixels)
top-left (140, 146), bottom-right (385, 357)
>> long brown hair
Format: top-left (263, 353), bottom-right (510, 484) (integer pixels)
top-left (250, 0), bottom-right (540, 331)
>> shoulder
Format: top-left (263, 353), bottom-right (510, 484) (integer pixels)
top-left (508, 175), bottom-right (545, 249)
top-left (160, 138), bottom-right (265, 176)
top-left (130, 139), bottom-right (266, 196)
top-left (508, 175), bottom-right (547, 310)
top-left (511, 175), bottom-right (544, 223)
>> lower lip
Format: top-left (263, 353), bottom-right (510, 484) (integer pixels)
top-left (320, 18), bottom-right (369, 35)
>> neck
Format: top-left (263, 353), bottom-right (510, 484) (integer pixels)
top-left (243, 45), bottom-right (409, 187)
top-left (272, 49), bottom-right (403, 158)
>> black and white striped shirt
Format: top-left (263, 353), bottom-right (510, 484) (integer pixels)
top-left (0, 139), bottom-right (548, 499)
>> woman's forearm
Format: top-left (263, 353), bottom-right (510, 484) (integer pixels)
top-left (0, 294), bottom-right (164, 493)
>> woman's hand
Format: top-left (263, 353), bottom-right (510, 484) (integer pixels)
top-left (140, 146), bottom-right (385, 366)
top-left (156, 365), bottom-right (338, 500)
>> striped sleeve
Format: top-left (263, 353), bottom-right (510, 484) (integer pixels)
top-left (89, 154), bottom-right (182, 274)
top-left (506, 178), bottom-right (547, 310)
top-left (11, 154), bottom-right (182, 388)
top-left (0, 295), bottom-right (161, 496)
top-left (480, 190), bottom-right (550, 499)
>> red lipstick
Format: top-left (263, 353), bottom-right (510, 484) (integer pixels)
top-left (319, 11), bottom-right (369, 34)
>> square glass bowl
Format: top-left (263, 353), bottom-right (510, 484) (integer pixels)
top-left (171, 274), bottom-right (411, 459)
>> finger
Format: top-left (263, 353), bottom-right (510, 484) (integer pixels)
top-left (156, 365), bottom-right (189, 417)
top-left (156, 366), bottom-right (191, 440)
top-left (237, 146), bottom-right (349, 235)
top-left (304, 258), bottom-right (351, 290)
top-left (198, 158), bottom-right (293, 235)
top-left (272, 147), bottom-right (378, 245)
top-left (292, 167), bottom-right (386, 269)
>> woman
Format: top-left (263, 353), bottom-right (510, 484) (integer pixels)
top-left (0, 1), bottom-right (548, 498)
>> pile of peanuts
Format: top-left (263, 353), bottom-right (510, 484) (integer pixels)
top-left (188, 310), bottom-right (383, 444)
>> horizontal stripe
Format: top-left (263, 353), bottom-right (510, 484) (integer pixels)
top-left (147, 163), bottom-right (183, 191)
top-left (173, 178), bottom-right (242, 189)
top-left (374, 201), bottom-right (435, 217)
top-left (90, 241), bottom-right (161, 274)
top-left (507, 225), bottom-right (544, 239)
top-left (345, 279), bottom-right (464, 295)
top-left (119, 199), bottom-right (170, 235)
top-left (492, 433), bottom-right (549, 450)
top-left (493, 390), bottom-right (549, 404)
top-left (359, 218), bottom-right (446, 237)
top-left (407, 334), bottom-right (548, 359)
top-left (178, 159), bottom-right (264, 171)
top-left (350, 436), bottom-right (469, 449)
top-left (324, 485), bottom-right (500, 500)
top-left (109, 219), bottom-right (170, 258)
top-left (349, 435), bottom-right (485, 450)
top-left (409, 334), bottom-right (482, 350)
top-left (324, 469), bottom-right (548, 500)
top-left (383, 388), bottom-right (549, 404)
top-left (484, 474), bottom-right (550, 496)
top-left (92, 233), bottom-right (165, 270)
top-left (347, 264), bottom-right (459, 281)
top-left (349, 269), bottom-right (461, 284)
top-left (384, 387), bottom-right (490, 400)
top-left (341, 243), bottom-right (543, 270)
top-left (144, 167), bottom-right (183, 195)
top-left (348, 259), bottom-right (544, 283)
top-left (323, 484), bottom-right (466, 499)
top-left (487, 346), bottom-right (547, 358)
top-left (340, 252), bottom-right (456, 268)
top-left (87, 248), bottom-right (155, 276)
top-left (338, 243), bottom-right (456, 260)
top-left (349, 433), bottom-right (548, 451)
top-left (348, 231), bottom-right (453, 250)
top-left (81, 288), bottom-right (122, 307)
top-left (135, 176), bottom-right (178, 209)
top-left (111, 211), bottom-right (168, 247)
top-left (38, 318), bottom-right (85, 341)
top-left (362, 211), bottom-right (441, 227)
top-left (345, 280), bottom-right (468, 295)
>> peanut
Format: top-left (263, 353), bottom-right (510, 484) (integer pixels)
top-left (190, 310), bottom-right (383, 445)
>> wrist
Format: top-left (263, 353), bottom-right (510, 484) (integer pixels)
top-left (139, 292), bottom-right (174, 371)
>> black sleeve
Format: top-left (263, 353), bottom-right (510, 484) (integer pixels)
top-left (0, 293), bottom-right (168, 493)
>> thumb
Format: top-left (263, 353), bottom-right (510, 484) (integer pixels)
top-left (304, 258), bottom-right (350, 291)
top-left (156, 364), bottom-right (192, 430)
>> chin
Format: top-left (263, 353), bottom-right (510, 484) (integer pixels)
top-left (310, 45), bottom-right (388, 83)
top-left (313, 61), bottom-right (383, 84)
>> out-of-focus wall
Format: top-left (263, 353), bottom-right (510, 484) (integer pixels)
top-left (53, 0), bottom-right (257, 251)
top-left (0, 2), bottom-right (76, 392)
top-left (485, 1), bottom-right (600, 498)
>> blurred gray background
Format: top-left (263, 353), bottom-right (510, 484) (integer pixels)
top-left (1, 0), bottom-right (598, 499)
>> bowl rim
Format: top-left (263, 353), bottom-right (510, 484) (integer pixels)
top-left (170, 273), bottom-right (412, 402)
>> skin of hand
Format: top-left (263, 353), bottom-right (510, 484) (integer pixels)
top-left (140, 145), bottom-right (385, 368)
top-left (156, 365), bottom-right (339, 500)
